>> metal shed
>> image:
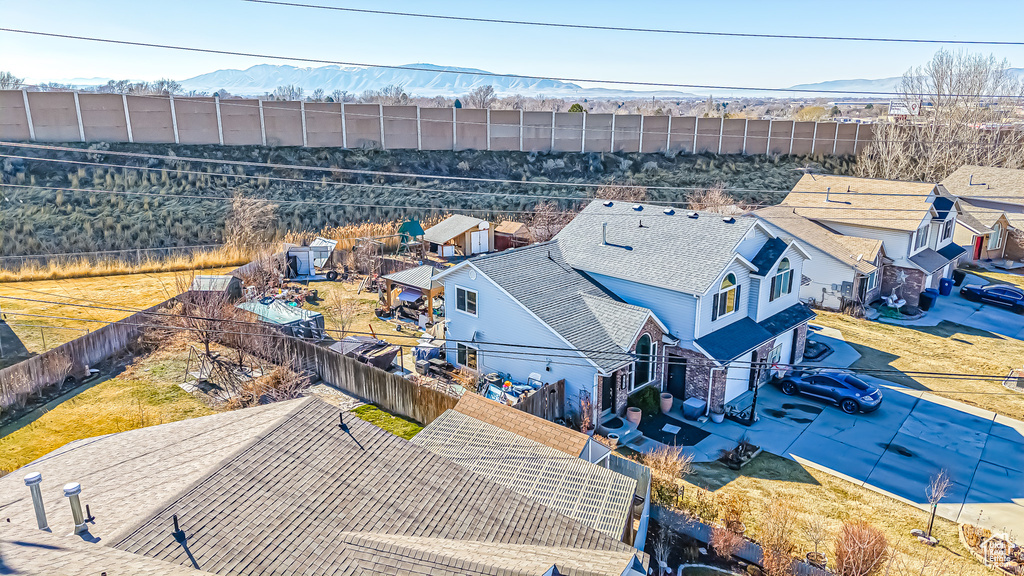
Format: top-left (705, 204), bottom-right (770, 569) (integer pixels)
top-left (190, 275), bottom-right (243, 301)
top-left (236, 300), bottom-right (325, 340)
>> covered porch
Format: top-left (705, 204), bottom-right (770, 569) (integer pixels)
top-left (381, 265), bottom-right (443, 325)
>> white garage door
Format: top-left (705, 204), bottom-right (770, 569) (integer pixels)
top-left (724, 351), bottom-right (752, 403)
top-left (776, 328), bottom-right (794, 366)
top-left (470, 230), bottom-right (489, 254)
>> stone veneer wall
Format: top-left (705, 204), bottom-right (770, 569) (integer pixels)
top-left (881, 265), bottom-right (927, 308)
top-left (611, 316), bottom-right (667, 416)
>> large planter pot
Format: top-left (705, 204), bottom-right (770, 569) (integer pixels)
top-left (626, 407), bottom-right (642, 426)
top-left (660, 392), bottom-right (674, 414)
top-left (710, 410), bottom-right (725, 424)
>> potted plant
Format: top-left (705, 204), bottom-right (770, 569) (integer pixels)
top-left (606, 432), bottom-right (620, 448)
top-left (626, 406), bottom-right (642, 426)
top-left (660, 392), bottom-right (674, 414)
top-left (579, 390), bottom-right (594, 436)
top-left (802, 515), bottom-right (829, 568)
top-left (710, 406), bottom-right (725, 423)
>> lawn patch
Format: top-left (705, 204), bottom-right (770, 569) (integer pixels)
top-left (351, 405), bottom-right (422, 440)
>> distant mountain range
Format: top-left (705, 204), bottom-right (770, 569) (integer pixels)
top-left (40, 64), bottom-right (1024, 100)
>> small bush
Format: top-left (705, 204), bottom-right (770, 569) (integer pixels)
top-left (685, 487), bottom-right (720, 524)
top-left (628, 385), bottom-right (660, 418)
top-left (834, 520), bottom-right (888, 576)
top-left (640, 444), bottom-right (693, 508)
top-left (710, 525), bottom-right (743, 559)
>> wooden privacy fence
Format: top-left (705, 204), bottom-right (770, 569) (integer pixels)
top-left (0, 300), bottom-right (173, 411)
top-left (0, 90), bottom-right (872, 156)
top-left (514, 379), bottom-right (565, 422)
top-left (274, 337), bottom-right (458, 425)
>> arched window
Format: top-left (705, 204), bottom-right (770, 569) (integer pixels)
top-left (635, 334), bottom-right (653, 388)
top-left (770, 258), bottom-right (793, 302)
top-left (713, 273), bottom-right (740, 320)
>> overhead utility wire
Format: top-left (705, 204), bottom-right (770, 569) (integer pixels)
top-left (2, 142), bottom-right (1019, 202)
top-left (2, 28), bottom-right (1022, 98)
top-left (241, 0), bottom-right (1024, 46)
top-left (2, 295), bottom-right (1020, 385)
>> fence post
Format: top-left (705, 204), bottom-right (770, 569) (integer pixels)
top-left (853, 123), bottom-right (860, 153)
top-left (519, 109), bottom-right (524, 152)
top-left (21, 89), bottom-right (35, 141)
top-left (742, 119), bottom-right (749, 154)
top-left (215, 95), bottom-right (224, 145)
top-left (340, 102), bottom-right (347, 148)
top-left (833, 123), bottom-right (839, 155)
top-left (550, 110), bottom-right (556, 151)
top-left (666, 115), bottom-right (672, 152)
top-left (811, 122), bottom-right (818, 154)
top-left (73, 92), bottom-right (85, 142)
top-left (452, 107), bottom-right (457, 151)
top-left (416, 106), bottom-right (422, 150)
top-left (258, 99), bottom-right (266, 146)
top-left (300, 101), bottom-right (308, 147)
top-left (486, 109), bottom-right (491, 151)
top-left (692, 118), bottom-right (698, 153)
top-left (580, 112), bottom-right (586, 153)
top-left (717, 118), bottom-right (724, 154)
top-left (170, 95), bottom-right (180, 144)
top-left (378, 103), bottom-right (385, 150)
top-left (789, 121), bottom-right (795, 155)
top-left (122, 94), bottom-right (134, 143)
top-left (638, 115), bottom-right (644, 153)
top-left (610, 114), bottom-right (616, 152)
top-left (767, 119), bottom-right (773, 153)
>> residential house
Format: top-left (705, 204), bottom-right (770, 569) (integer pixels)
top-left (941, 165), bottom-right (1024, 263)
top-left (780, 174), bottom-right (965, 308)
top-left (423, 213), bottom-right (493, 257)
top-left (755, 206), bottom-right (885, 310)
top-left (439, 200), bottom-right (815, 424)
top-left (0, 397), bottom-right (648, 576)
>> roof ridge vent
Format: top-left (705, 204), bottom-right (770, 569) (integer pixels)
top-left (688, 211), bottom-right (698, 218)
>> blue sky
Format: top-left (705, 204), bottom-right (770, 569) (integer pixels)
top-left (2, 0), bottom-right (1023, 89)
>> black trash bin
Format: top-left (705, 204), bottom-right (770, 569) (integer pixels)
top-left (919, 291), bottom-right (936, 311)
top-left (952, 269), bottom-right (966, 286)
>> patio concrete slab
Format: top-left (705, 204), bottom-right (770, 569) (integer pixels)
top-left (875, 276), bottom-right (1024, 340)
top-left (802, 332), bottom-right (861, 369)
top-left (785, 431), bottom-right (881, 485)
top-left (981, 435), bottom-right (1024, 473)
top-left (898, 412), bottom-right (989, 459)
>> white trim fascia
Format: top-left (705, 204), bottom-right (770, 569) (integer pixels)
top-left (432, 260), bottom-right (471, 281)
top-left (464, 261), bottom-right (604, 372)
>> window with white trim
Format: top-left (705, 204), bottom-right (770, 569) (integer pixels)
top-left (634, 334), bottom-right (653, 388)
top-left (913, 224), bottom-right (929, 250)
top-left (866, 270), bottom-right (878, 291)
top-left (455, 287), bottom-right (477, 315)
top-left (989, 223), bottom-right (1003, 250)
top-left (456, 343), bottom-right (478, 370)
top-left (941, 219), bottom-right (954, 241)
top-left (712, 273), bottom-right (740, 320)
top-left (770, 258), bottom-right (793, 302)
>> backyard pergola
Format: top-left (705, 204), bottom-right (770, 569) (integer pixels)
top-left (382, 265), bottom-right (443, 323)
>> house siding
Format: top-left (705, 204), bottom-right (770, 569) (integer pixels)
top-left (695, 259), bottom-right (753, 339)
top-left (753, 246), bottom-right (805, 322)
top-left (441, 266), bottom-right (601, 410)
top-left (587, 272), bottom-right (699, 343)
top-left (822, 222), bottom-right (912, 265)
top-left (756, 220), bottom-right (861, 311)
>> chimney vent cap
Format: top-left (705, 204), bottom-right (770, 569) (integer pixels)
top-left (63, 483), bottom-right (82, 497)
top-left (24, 472), bottom-right (42, 487)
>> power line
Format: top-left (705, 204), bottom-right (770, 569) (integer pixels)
top-left (241, 1), bottom-right (1024, 47)
top-left (3, 27), bottom-right (1023, 98)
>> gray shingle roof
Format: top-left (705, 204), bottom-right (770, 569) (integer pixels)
top-left (938, 243), bottom-right (966, 261)
top-left (381, 264), bottom-right (440, 291)
top-left (412, 409), bottom-right (637, 539)
top-left (423, 214), bottom-right (486, 244)
top-left (749, 237), bottom-right (789, 276)
top-left (941, 165), bottom-right (1024, 207)
top-left (909, 248), bottom-right (955, 273)
top-left (554, 200), bottom-right (758, 295)
top-left (755, 206), bottom-right (881, 275)
top-left (470, 242), bottom-right (654, 372)
top-left (695, 304), bottom-right (814, 363)
top-left (113, 398), bottom-right (636, 576)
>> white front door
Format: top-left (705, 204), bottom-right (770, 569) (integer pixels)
top-left (470, 230), bottom-right (489, 254)
top-left (724, 352), bottom-right (752, 403)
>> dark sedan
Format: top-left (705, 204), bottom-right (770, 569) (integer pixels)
top-left (959, 283), bottom-right (1024, 313)
top-left (777, 371), bottom-right (883, 414)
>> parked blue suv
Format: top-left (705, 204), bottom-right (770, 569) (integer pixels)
top-left (777, 370), bottom-right (883, 414)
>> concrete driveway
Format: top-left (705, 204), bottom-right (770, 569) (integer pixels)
top-left (683, 382), bottom-right (1024, 534)
top-left (877, 273), bottom-right (1024, 340)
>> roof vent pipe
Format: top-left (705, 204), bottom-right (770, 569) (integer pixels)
top-left (24, 472), bottom-right (48, 531)
top-left (602, 222), bottom-right (608, 245)
top-left (825, 187), bottom-right (831, 202)
top-left (63, 482), bottom-right (88, 535)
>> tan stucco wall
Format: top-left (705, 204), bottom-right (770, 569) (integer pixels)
top-left (0, 90), bottom-right (31, 141)
top-left (768, 120), bottom-right (794, 154)
top-left (640, 116), bottom-right (669, 153)
top-left (454, 108), bottom-right (487, 151)
top-left (28, 92), bottom-right (82, 142)
top-left (583, 113), bottom-right (612, 152)
top-left (382, 105), bottom-right (418, 149)
top-left (694, 117), bottom-right (722, 153)
top-left (126, 95), bottom-right (174, 143)
top-left (522, 111), bottom-right (552, 152)
top-left (173, 97), bottom-right (219, 145)
top-left (719, 118), bottom-right (746, 154)
top-left (744, 120), bottom-right (770, 155)
top-left (488, 109), bottom-right (520, 151)
top-left (552, 112), bottom-right (584, 152)
top-left (262, 101), bottom-right (303, 147)
top-left (612, 114), bottom-right (640, 153)
top-left (420, 107), bottom-right (454, 150)
top-left (218, 99), bottom-right (262, 146)
top-left (304, 102), bottom-right (343, 147)
top-left (668, 116), bottom-right (696, 153)
top-left (344, 104), bottom-right (382, 149)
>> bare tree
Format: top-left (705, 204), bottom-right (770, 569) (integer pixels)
top-left (525, 201), bottom-right (580, 242)
top-left (150, 78), bottom-right (181, 95)
top-left (857, 49), bottom-right (1024, 181)
top-left (225, 192), bottom-right (278, 251)
top-left (272, 84), bottom-right (304, 101)
top-left (309, 88), bottom-right (325, 102)
top-left (759, 500), bottom-right (797, 576)
top-left (803, 515), bottom-right (830, 566)
top-left (687, 183), bottom-right (747, 215)
top-left (175, 274), bottom-right (231, 359)
top-left (464, 85), bottom-right (497, 109)
top-left (0, 71), bottom-right (25, 89)
top-left (593, 184), bottom-right (648, 203)
top-left (640, 444), bottom-right (694, 508)
top-left (651, 525), bottom-right (673, 575)
top-left (324, 291), bottom-right (359, 337)
top-left (924, 469), bottom-right (951, 540)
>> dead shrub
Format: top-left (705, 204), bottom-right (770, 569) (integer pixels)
top-left (686, 183), bottom-right (747, 215)
top-left (711, 525), bottom-right (743, 559)
top-left (640, 444), bottom-right (694, 508)
top-left (684, 487), bottom-right (720, 524)
top-left (757, 500), bottom-right (797, 576)
top-left (594, 184), bottom-right (648, 203)
top-left (227, 365), bottom-right (311, 409)
top-left (834, 520), bottom-right (888, 576)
